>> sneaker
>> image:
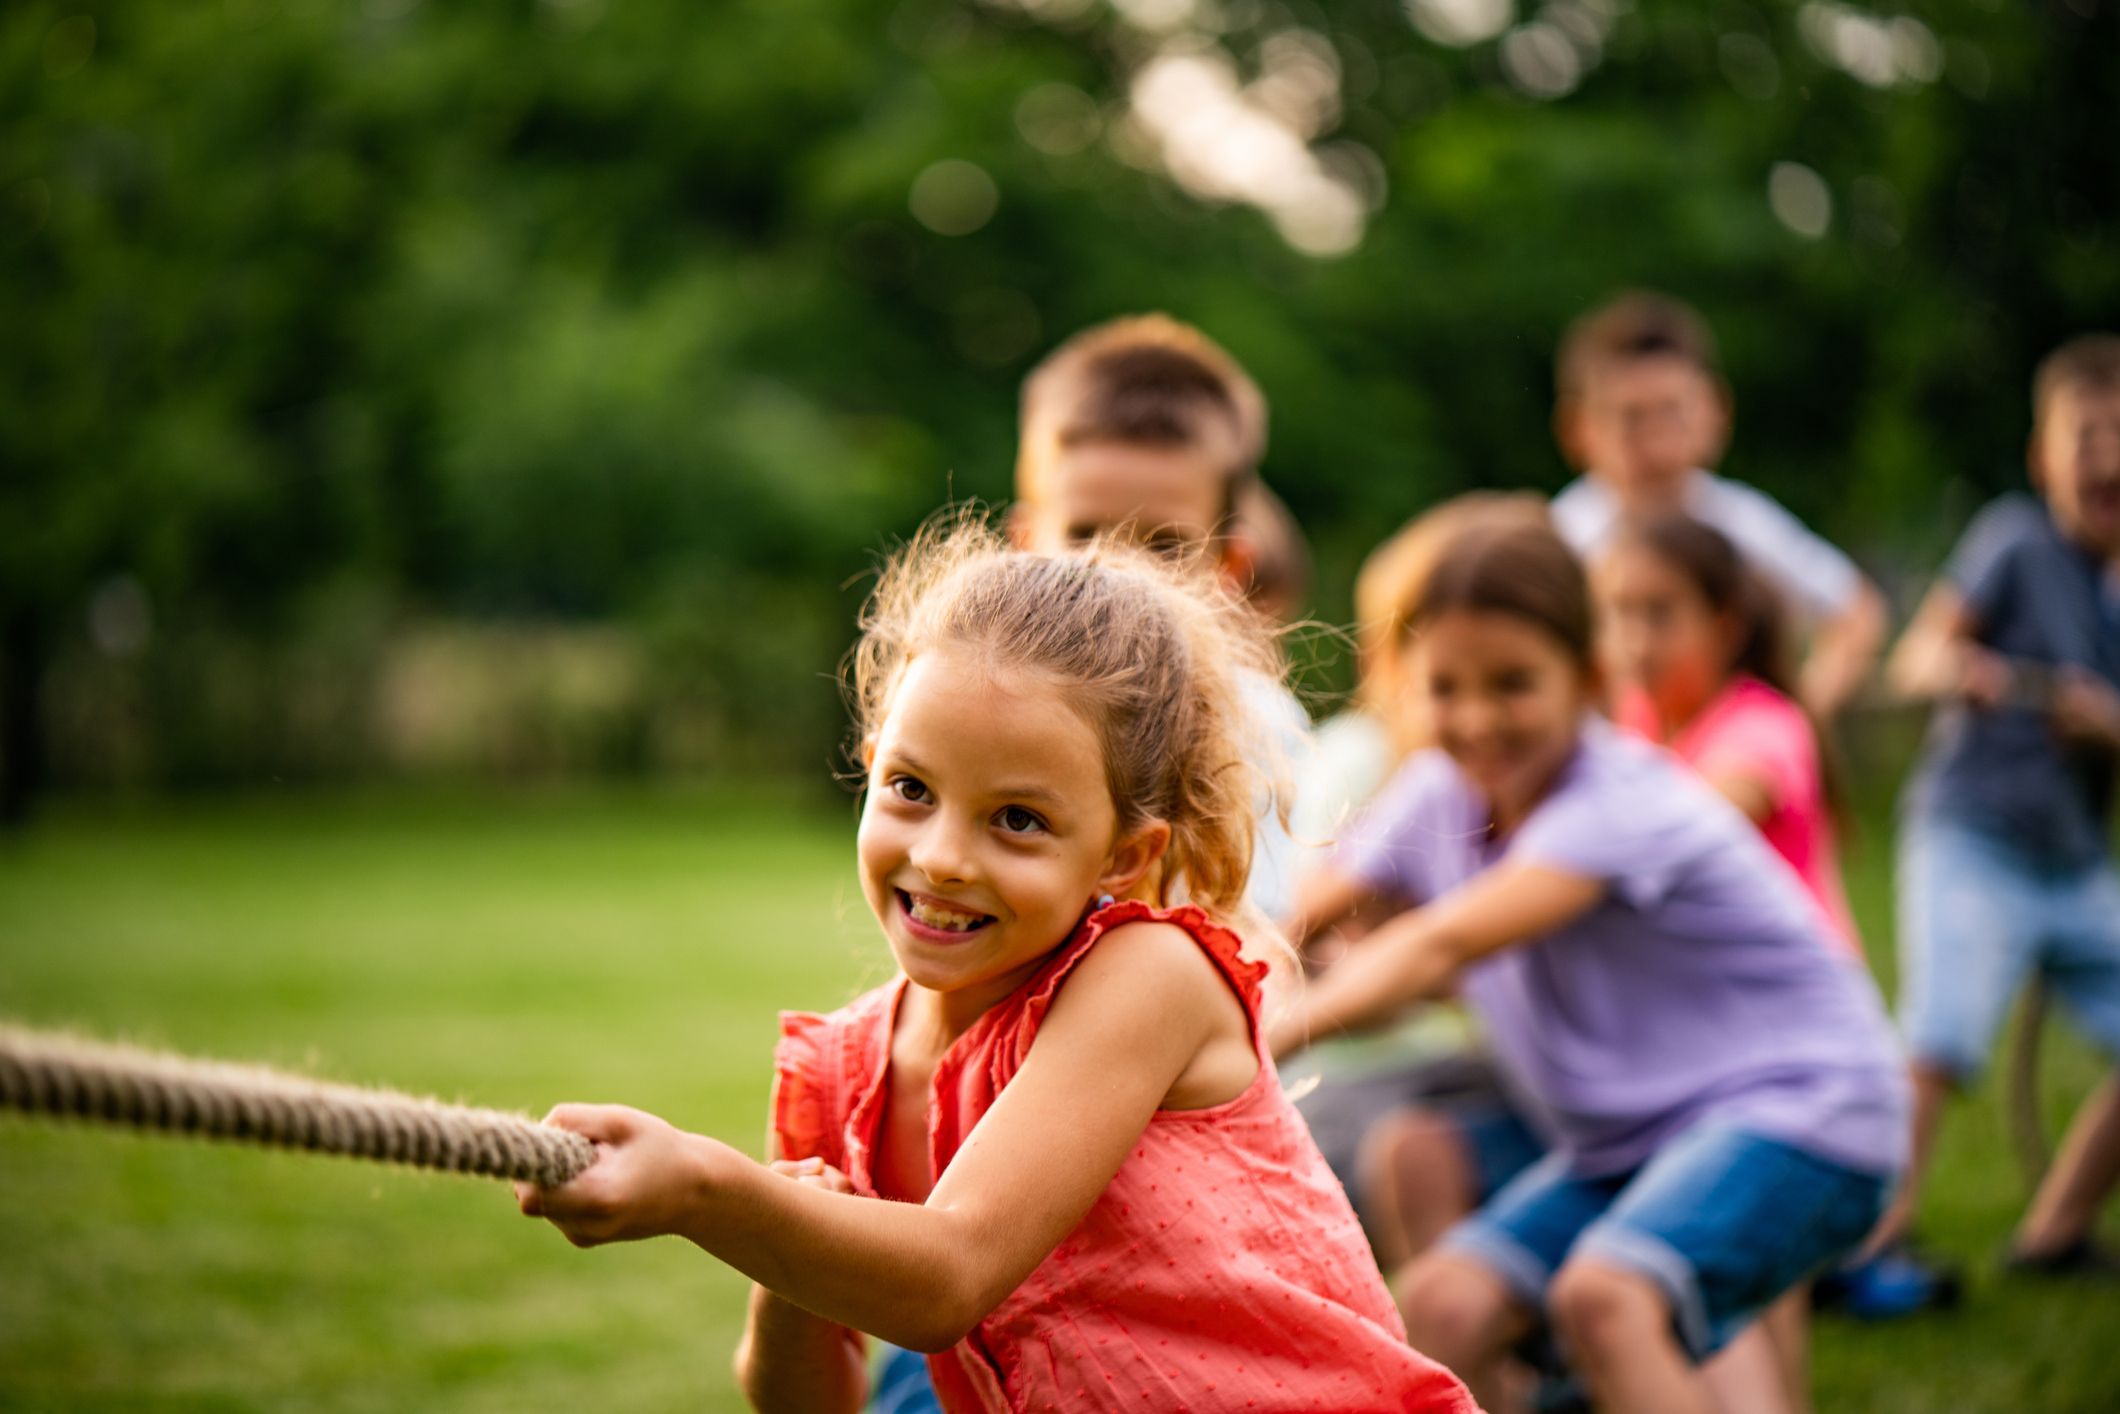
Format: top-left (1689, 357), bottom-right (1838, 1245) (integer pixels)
top-left (1815, 1245), bottom-right (1963, 1319)
top-left (2001, 1238), bottom-right (2120, 1280)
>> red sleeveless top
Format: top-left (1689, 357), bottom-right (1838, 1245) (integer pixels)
top-left (773, 901), bottom-right (1478, 1413)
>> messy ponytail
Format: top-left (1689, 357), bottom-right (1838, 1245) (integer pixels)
top-left (849, 509), bottom-right (1285, 922)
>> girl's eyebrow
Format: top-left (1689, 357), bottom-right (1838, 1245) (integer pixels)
top-left (886, 750), bottom-right (929, 775)
top-left (887, 751), bottom-right (1066, 808)
top-left (991, 783), bottom-right (1066, 807)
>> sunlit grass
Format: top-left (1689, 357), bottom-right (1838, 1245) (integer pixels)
top-left (0, 787), bottom-right (2114, 1410)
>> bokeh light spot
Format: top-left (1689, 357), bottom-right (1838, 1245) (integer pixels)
top-left (1112, 0), bottom-right (1199, 33)
top-left (1500, 22), bottom-right (1582, 99)
top-left (1799, 3), bottom-right (1941, 89)
top-left (1403, 0), bottom-right (1513, 48)
top-left (1015, 83), bottom-right (1103, 156)
top-left (908, 160), bottom-right (999, 236)
top-left (88, 578), bottom-right (153, 659)
top-left (1769, 161), bottom-right (1833, 239)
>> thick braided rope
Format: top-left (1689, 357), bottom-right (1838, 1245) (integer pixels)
top-left (0, 1024), bottom-right (594, 1187)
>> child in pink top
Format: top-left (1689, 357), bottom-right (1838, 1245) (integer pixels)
top-left (1598, 513), bottom-right (1863, 958)
top-left (515, 515), bottom-right (1473, 1414)
top-left (775, 900), bottom-right (1452, 1410)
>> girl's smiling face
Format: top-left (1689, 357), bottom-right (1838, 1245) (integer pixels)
top-left (858, 647), bottom-right (1165, 1026)
top-left (1415, 609), bottom-right (1596, 829)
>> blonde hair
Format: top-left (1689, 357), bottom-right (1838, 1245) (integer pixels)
top-left (1354, 493), bottom-right (1552, 756)
top-left (851, 510), bottom-right (1282, 920)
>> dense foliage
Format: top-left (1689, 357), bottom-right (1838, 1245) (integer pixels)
top-left (4, 0), bottom-right (2115, 803)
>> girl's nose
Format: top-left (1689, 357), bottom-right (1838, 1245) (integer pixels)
top-left (1455, 697), bottom-right (1500, 741)
top-left (908, 818), bottom-right (976, 885)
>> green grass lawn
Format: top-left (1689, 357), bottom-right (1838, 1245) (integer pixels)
top-left (1, 787), bottom-right (2115, 1411)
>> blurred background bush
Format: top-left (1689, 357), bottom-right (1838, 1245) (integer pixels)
top-left (4, 0), bottom-right (2115, 814)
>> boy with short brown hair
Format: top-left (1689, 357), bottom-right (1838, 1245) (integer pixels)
top-left (1010, 313), bottom-right (1308, 920)
top-left (1874, 334), bottom-right (2120, 1281)
top-left (1550, 291), bottom-right (1889, 717)
top-left (1012, 313), bottom-right (1266, 556)
top-left (1014, 317), bottom-right (1309, 619)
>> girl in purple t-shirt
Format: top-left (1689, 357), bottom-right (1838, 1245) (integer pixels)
top-left (1272, 518), bottom-right (1906, 1414)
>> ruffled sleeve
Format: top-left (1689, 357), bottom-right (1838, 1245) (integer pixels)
top-left (1007, 902), bottom-right (1270, 1071)
top-left (771, 1010), bottom-right (844, 1167)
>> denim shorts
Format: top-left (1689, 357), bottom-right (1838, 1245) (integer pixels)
top-left (1898, 817), bottom-right (2120, 1079)
top-left (1441, 1125), bottom-right (1888, 1359)
top-left (1450, 1102), bottom-right (1548, 1202)
top-left (869, 1344), bottom-right (941, 1414)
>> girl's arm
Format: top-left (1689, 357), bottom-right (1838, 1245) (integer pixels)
top-left (1705, 771), bottom-right (1774, 825)
top-left (520, 921), bottom-right (1245, 1354)
top-left (1283, 863), bottom-right (1390, 950)
top-left (731, 1158), bottom-right (867, 1414)
top-left (1266, 861), bottom-right (1603, 1059)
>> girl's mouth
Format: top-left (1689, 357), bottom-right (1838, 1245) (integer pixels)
top-left (897, 889), bottom-right (997, 941)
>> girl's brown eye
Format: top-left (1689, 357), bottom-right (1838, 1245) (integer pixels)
top-left (998, 806), bottom-right (1046, 835)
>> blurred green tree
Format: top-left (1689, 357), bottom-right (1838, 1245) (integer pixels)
top-left (3, 0), bottom-right (2113, 812)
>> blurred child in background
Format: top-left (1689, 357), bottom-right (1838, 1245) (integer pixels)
top-left (1597, 513), bottom-right (1861, 958)
top-left (1286, 494), bottom-right (1555, 1237)
top-left (1010, 313), bottom-right (1310, 923)
top-left (1594, 512), bottom-right (1871, 1407)
top-left (1549, 292), bottom-right (1887, 719)
top-left (1316, 507), bottom-right (1875, 1410)
top-left (1012, 312), bottom-right (1267, 563)
top-left (1277, 516), bottom-right (1907, 1413)
top-left (1872, 334), bottom-right (2120, 1288)
top-left (1295, 493), bottom-right (1551, 864)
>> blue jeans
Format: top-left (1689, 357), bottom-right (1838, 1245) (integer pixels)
top-left (1442, 1125), bottom-right (1888, 1359)
top-left (1899, 817), bottom-right (2120, 1079)
top-left (1449, 1101), bottom-right (1548, 1202)
top-left (869, 1344), bottom-right (941, 1414)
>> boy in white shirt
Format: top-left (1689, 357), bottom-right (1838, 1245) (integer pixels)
top-left (1550, 291), bottom-right (1888, 717)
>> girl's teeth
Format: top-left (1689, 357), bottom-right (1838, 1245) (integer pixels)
top-left (909, 897), bottom-right (985, 930)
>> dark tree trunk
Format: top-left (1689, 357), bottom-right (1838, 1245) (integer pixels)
top-left (1, 605), bottom-right (47, 828)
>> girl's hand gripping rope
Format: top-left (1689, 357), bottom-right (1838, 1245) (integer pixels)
top-left (515, 1103), bottom-right (709, 1247)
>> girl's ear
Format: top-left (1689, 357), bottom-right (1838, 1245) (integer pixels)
top-left (1098, 819), bottom-right (1173, 901)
